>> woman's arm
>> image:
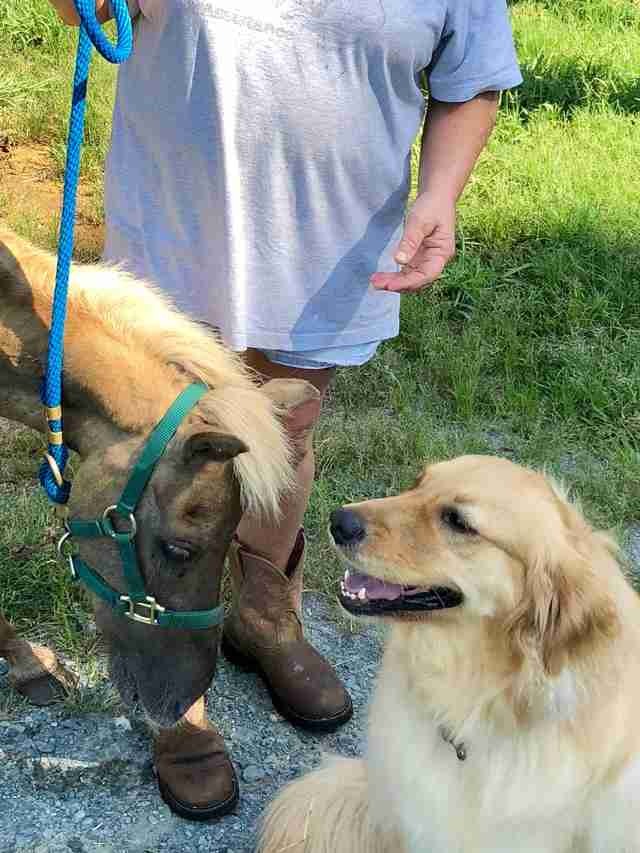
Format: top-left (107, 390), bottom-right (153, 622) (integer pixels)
top-left (418, 92), bottom-right (498, 203)
top-left (370, 92), bottom-right (499, 293)
top-left (48, 0), bottom-right (111, 25)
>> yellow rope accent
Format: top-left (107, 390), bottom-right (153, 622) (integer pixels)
top-left (45, 405), bottom-right (63, 421)
top-left (47, 430), bottom-right (64, 446)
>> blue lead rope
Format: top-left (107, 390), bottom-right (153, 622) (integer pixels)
top-left (40, 0), bottom-right (133, 504)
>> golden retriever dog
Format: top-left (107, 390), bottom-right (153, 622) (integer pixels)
top-left (259, 455), bottom-right (640, 853)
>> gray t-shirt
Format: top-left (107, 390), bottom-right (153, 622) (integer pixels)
top-left (104, 0), bottom-right (521, 352)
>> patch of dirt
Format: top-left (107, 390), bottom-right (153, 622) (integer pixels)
top-left (0, 140), bottom-right (104, 262)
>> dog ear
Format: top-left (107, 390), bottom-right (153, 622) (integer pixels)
top-left (506, 536), bottom-right (619, 677)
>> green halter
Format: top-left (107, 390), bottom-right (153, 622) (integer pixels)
top-left (58, 383), bottom-right (224, 629)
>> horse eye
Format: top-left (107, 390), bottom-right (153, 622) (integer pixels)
top-left (161, 541), bottom-right (193, 562)
top-left (441, 507), bottom-right (477, 536)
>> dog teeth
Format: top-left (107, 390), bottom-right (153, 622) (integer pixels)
top-left (339, 579), bottom-right (361, 602)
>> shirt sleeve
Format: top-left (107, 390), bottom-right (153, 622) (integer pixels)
top-left (428, 1), bottom-right (523, 102)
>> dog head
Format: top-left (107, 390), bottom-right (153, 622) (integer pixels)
top-left (331, 455), bottom-right (621, 679)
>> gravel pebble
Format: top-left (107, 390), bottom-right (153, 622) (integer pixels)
top-left (241, 765), bottom-right (265, 784)
top-left (113, 716), bottom-right (132, 731)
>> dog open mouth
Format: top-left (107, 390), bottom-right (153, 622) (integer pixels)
top-left (339, 570), bottom-right (463, 617)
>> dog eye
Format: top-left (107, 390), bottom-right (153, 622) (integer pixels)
top-left (441, 508), bottom-right (477, 535)
top-left (161, 541), bottom-right (193, 562)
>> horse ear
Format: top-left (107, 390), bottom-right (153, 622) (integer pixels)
top-left (261, 379), bottom-right (321, 463)
top-left (506, 533), bottom-right (619, 677)
top-left (182, 426), bottom-right (248, 466)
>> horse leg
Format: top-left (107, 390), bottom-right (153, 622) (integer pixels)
top-left (0, 611), bottom-right (76, 705)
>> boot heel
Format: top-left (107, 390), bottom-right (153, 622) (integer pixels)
top-left (221, 634), bottom-right (257, 672)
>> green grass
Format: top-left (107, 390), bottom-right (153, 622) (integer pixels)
top-left (308, 0), bottom-right (640, 577)
top-left (1, 0), bottom-right (639, 711)
top-left (0, 0), bottom-right (115, 157)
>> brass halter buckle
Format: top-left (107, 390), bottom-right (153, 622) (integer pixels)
top-left (120, 594), bottom-right (166, 626)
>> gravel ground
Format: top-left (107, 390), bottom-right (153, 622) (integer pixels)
top-left (626, 524), bottom-right (640, 572)
top-left (0, 594), bottom-right (382, 853)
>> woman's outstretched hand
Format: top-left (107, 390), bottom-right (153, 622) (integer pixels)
top-left (370, 192), bottom-right (456, 293)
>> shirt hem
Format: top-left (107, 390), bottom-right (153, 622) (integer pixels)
top-left (221, 322), bottom-right (401, 353)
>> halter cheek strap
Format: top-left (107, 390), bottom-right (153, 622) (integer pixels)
top-left (59, 383), bottom-right (224, 629)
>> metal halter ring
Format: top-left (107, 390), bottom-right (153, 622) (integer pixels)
top-left (44, 452), bottom-right (65, 489)
top-left (57, 530), bottom-right (77, 580)
top-left (101, 505), bottom-right (137, 541)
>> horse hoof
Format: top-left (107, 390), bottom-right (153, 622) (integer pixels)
top-left (14, 666), bottom-right (76, 707)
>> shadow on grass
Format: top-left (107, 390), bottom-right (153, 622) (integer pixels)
top-left (360, 221), bottom-right (640, 450)
top-left (506, 57), bottom-right (640, 118)
top-left (403, 221), bottom-right (640, 339)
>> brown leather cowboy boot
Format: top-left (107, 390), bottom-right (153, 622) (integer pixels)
top-left (221, 531), bottom-right (353, 731)
top-left (153, 697), bottom-right (239, 821)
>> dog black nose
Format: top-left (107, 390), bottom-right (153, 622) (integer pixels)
top-left (330, 508), bottom-right (366, 546)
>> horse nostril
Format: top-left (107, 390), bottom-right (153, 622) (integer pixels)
top-left (330, 508), bottom-right (366, 546)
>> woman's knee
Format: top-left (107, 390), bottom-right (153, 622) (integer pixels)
top-left (243, 348), bottom-right (335, 398)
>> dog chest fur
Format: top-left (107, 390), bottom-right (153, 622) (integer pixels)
top-left (367, 651), bottom-right (592, 852)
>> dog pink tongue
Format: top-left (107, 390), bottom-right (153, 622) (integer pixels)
top-left (344, 571), bottom-right (403, 601)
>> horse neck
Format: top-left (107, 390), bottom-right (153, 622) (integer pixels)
top-left (0, 229), bottom-right (183, 442)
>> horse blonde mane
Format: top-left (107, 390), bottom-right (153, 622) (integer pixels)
top-left (1, 227), bottom-right (292, 519)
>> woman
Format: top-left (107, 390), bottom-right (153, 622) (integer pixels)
top-left (51, 0), bottom-right (521, 821)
